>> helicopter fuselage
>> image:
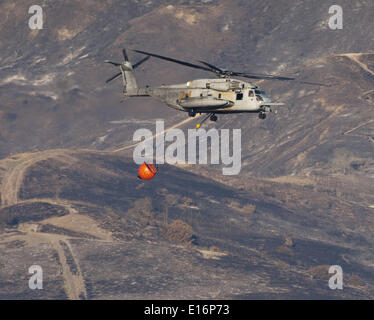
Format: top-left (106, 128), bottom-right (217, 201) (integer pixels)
top-left (126, 78), bottom-right (275, 115)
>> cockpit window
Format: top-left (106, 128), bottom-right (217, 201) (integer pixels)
top-left (256, 95), bottom-right (263, 101)
top-left (248, 90), bottom-right (254, 97)
top-left (255, 90), bottom-right (266, 95)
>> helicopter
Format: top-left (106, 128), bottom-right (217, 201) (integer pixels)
top-left (105, 49), bottom-right (327, 127)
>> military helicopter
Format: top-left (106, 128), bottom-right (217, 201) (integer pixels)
top-left (105, 49), bottom-right (326, 127)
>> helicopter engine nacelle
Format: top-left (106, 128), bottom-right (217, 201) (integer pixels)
top-left (207, 82), bottom-right (231, 91)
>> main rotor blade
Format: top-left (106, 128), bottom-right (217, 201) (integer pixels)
top-left (106, 72), bottom-right (122, 83)
top-left (105, 60), bottom-right (121, 66)
top-left (233, 71), bottom-right (295, 81)
top-left (132, 49), bottom-right (329, 86)
top-left (122, 49), bottom-right (129, 62)
top-left (132, 55), bottom-right (150, 69)
top-left (197, 60), bottom-right (223, 73)
top-left (236, 72), bottom-right (328, 86)
top-left (133, 49), bottom-right (212, 72)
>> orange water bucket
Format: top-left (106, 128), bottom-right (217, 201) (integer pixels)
top-left (138, 162), bottom-right (157, 180)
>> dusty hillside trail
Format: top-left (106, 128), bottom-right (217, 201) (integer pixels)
top-left (52, 238), bottom-right (87, 300)
top-left (0, 149), bottom-right (79, 207)
top-left (339, 53), bottom-right (374, 77)
top-left (0, 196), bottom-right (114, 300)
top-left (0, 150), bottom-right (90, 299)
top-left (13, 223), bottom-right (88, 300)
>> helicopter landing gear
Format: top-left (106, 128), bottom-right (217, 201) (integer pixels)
top-left (188, 110), bottom-right (196, 117)
top-left (259, 112), bottom-right (266, 120)
top-left (210, 114), bottom-right (217, 122)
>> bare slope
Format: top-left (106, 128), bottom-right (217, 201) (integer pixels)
top-left (0, 150), bottom-right (374, 299)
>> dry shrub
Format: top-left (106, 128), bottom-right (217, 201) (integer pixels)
top-left (127, 198), bottom-right (154, 226)
top-left (284, 236), bottom-right (294, 247)
top-left (209, 245), bottom-right (220, 252)
top-left (309, 265), bottom-right (330, 280)
top-left (229, 200), bottom-right (256, 214)
top-left (229, 200), bottom-right (240, 208)
top-left (243, 204), bottom-right (256, 214)
top-left (161, 220), bottom-right (197, 245)
top-left (181, 196), bottom-right (194, 206)
top-left (275, 260), bottom-right (290, 270)
top-left (348, 274), bottom-right (365, 287)
top-left (276, 245), bottom-right (293, 256)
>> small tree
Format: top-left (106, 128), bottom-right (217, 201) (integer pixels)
top-left (330, 148), bottom-right (353, 174)
top-left (161, 220), bottom-right (197, 245)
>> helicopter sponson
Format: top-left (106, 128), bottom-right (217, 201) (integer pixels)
top-left (178, 96), bottom-right (234, 109)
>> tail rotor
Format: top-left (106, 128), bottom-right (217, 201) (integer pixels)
top-left (105, 48), bottom-right (150, 84)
